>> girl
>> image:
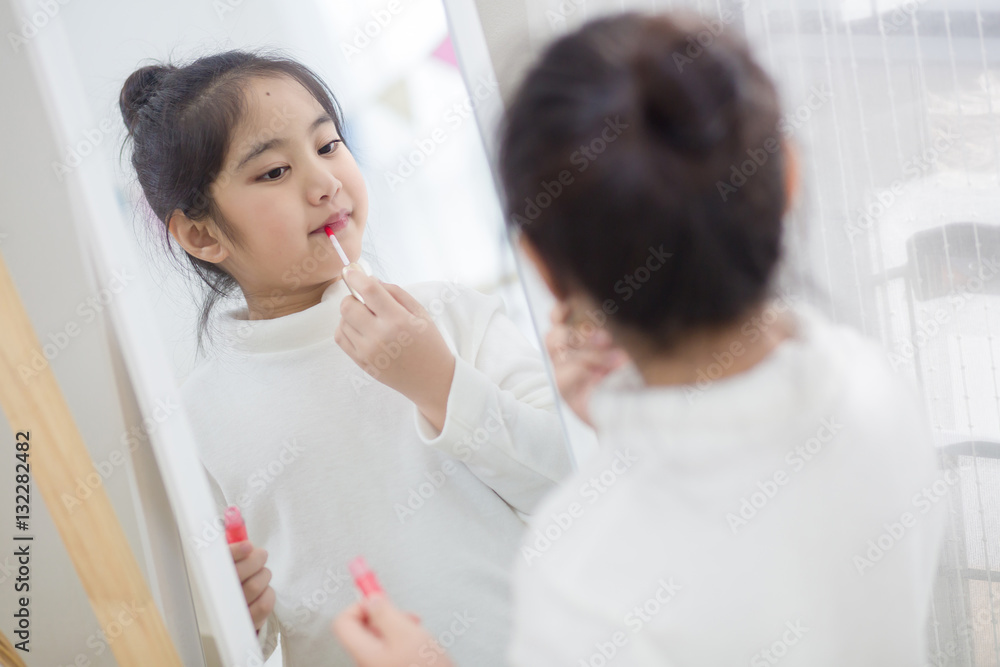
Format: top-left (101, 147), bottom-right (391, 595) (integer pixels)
top-left (118, 51), bottom-right (572, 665)
top-left (333, 12), bottom-right (946, 666)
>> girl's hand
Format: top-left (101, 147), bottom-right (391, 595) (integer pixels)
top-left (336, 270), bottom-right (456, 432)
top-left (229, 540), bottom-right (276, 634)
top-left (332, 594), bottom-right (454, 667)
top-left (545, 302), bottom-right (629, 428)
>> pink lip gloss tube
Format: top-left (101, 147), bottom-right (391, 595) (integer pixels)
top-left (224, 506), bottom-right (248, 544)
top-left (348, 556), bottom-right (384, 598)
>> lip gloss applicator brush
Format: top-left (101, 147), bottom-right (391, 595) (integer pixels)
top-left (325, 225), bottom-right (372, 304)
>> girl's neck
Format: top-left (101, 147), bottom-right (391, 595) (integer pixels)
top-left (243, 278), bottom-right (341, 320)
top-left (625, 301), bottom-right (796, 388)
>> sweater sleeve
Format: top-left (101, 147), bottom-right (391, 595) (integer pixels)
top-left (411, 285), bottom-right (573, 514)
top-left (202, 464), bottom-right (280, 661)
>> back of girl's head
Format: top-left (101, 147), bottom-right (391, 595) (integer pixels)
top-left (119, 50), bottom-right (347, 349)
top-left (499, 12), bottom-right (786, 351)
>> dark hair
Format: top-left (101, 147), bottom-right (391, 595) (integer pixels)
top-left (119, 49), bottom-right (349, 353)
top-left (498, 12), bottom-right (787, 351)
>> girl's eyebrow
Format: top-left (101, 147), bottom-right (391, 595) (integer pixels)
top-left (235, 113), bottom-right (336, 172)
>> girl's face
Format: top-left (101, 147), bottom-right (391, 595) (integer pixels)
top-left (210, 75), bottom-right (368, 316)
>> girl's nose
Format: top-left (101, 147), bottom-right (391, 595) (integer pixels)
top-left (306, 162), bottom-right (341, 205)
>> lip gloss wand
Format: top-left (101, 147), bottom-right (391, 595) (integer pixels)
top-left (325, 225), bottom-right (371, 304)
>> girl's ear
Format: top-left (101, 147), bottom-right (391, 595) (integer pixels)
top-left (518, 233), bottom-right (567, 301)
top-left (168, 210), bottom-right (230, 264)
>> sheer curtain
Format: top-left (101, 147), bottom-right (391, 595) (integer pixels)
top-left (509, 0), bottom-right (1000, 663)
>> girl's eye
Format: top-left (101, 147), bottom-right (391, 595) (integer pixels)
top-left (319, 139), bottom-right (342, 155)
top-left (260, 166), bottom-right (288, 181)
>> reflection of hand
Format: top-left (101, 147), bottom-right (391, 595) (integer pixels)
top-left (229, 540), bottom-right (276, 633)
top-left (545, 302), bottom-right (629, 428)
top-left (336, 270), bottom-right (456, 432)
top-left (332, 594), bottom-right (454, 667)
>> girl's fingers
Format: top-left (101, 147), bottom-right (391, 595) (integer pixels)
top-left (381, 282), bottom-right (427, 318)
top-left (572, 348), bottom-right (623, 371)
top-left (229, 541), bottom-right (253, 562)
top-left (340, 320), bottom-right (365, 351)
top-left (363, 594), bottom-right (421, 641)
top-left (343, 268), bottom-right (396, 315)
top-left (249, 586), bottom-right (276, 628)
top-left (550, 331), bottom-right (620, 367)
top-left (243, 567), bottom-right (272, 603)
top-left (333, 320), bottom-right (364, 362)
top-left (235, 548), bottom-right (267, 583)
top-left (340, 291), bottom-right (378, 329)
top-left (332, 602), bottom-right (385, 663)
top-left (549, 321), bottom-right (613, 354)
top-left (333, 321), bottom-right (359, 357)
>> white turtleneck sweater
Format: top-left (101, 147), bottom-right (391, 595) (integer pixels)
top-left (508, 302), bottom-right (946, 666)
top-left (179, 277), bottom-right (571, 666)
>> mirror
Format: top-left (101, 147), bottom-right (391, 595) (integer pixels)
top-left (6, 0), bottom-right (580, 664)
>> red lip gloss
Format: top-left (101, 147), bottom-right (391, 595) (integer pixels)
top-left (224, 506), bottom-right (248, 544)
top-left (349, 556), bottom-right (384, 598)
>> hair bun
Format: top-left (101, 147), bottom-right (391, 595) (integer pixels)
top-left (119, 64), bottom-right (172, 135)
top-left (632, 32), bottom-right (735, 156)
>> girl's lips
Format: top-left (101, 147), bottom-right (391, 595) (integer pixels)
top-left (311, 215), bottom-right (349, 234)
